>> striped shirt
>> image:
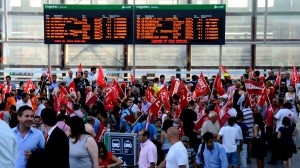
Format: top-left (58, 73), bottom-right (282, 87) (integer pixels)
top-left (187, 146), bottom-right (196, 168)
top-left (242, 108), bottom-right (254, 138)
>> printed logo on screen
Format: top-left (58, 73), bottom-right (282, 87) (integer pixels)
top-left (214, 5), bottom-right (225, 9)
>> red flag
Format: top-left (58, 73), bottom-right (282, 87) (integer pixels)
top-left (169, 80), bottom-right (181, 96)
top-left (112, 79), bottom-right (124, 97)
top-left (0, 83), bottom-right (6, 100)
top-left (86, 92), bottom-right (98, 108)
top-left (130, 73), bottom-right (135, 85)
top-left (213, 73), bottom-right (225, 96)
top-left (66, 81), bottom-right (76, 94)
top-left (4, 85), bottom-right (11, 94)
top-left (291, 66), bottom-right (299, 86)
top-left (274, 69), bottom-right (281, 87)
top-left (177, 84), bottom-right (189, 110)
top-left (146, 87), bottom-right (156, 103)
top-left (78, 63), bottom-right (83, 72)
top-left (194, 72), bottom-right (211, 97)
top-left (249, 66), bottom-right (254, 79)
top-left (178, 122), bottom-right (184, 139)
top-left (244, 79), bottom-right (263, 95)
top-left (258, 85), bottom-right (268, 107)
top-left (59, 86), bottom-right (74, 114)
top-left (215, 103), bottom-right (231, 127)
top-left (105, 86), bottom-right (119, 106)
top-left (53, 95), bottom-right (60, 113)
top-left (194, 107), bottom-right (208, 130)
top-left (46, 66), bottom-right (52, 84)
top-left (24, 80), bottom-right (36, 93)
top-left (157, 85), bottom-right (171, 113)
top-left (97, 66), bottom-right (106, 88)
top-left (220, 64), bottom-right (231, 80)
top-left (0, 112), bottom-right (4, 120)
top-left (148, 96), bottom-right (163, 118)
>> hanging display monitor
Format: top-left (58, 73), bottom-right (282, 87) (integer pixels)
top-left (44, 5), bottom-right (133, 44)
top-left (44, 4), bottom-right (225, 45)
top-left (135, 4), bottom-right (226, 45)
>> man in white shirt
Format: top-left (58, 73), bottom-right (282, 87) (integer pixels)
top-left (35, 97), bottom-right (46, 117)
top-left (88, 67), bottom-right (97, 87)
top-left (217, 117), bottom-right (239, 168)
top-left (63, 70), bottom-right (74, 87)
top-left (16, 93), bottom-right (33, 111)
top-left (274, 102), bottom-right (297, 132)
top-left (141, 95), bottom-right (151, 115)
top-left (126, 98), bottom-right (140, 114)
top-left (158, 75), bottom-right (167, 88)
top-left (158, 127), bottom-right (189, 168)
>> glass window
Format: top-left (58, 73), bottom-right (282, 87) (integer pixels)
top-left (128, 45), bottom-right (187, 67)
top-left (66, 44), bottom-right (124, 67)
top-left (223, 0), bottom-right (251, 12)
top-left (8, 0), bottom-right (47, 12)
top-left (192, 0), bottom-right (221, 4)
top-left (226, 16), bottom-right (251, 40)
top-left (0, 13), bottom-right (4, 40)
top-left (191, 45), bottom-right (219, 67)
top-left (91, 0), bottom-right (123, 4)
top-left (222, 44), bottom-right (251, 66)
top-left (10, 0), bottom-right (21, 7)
top-left (257, 15), bottom-right (300, 39)
top-left (258, 0), bottom-right (300, 12)
top-left (7, 14), bottom-right (43, 40)
top-left (3, 43), bottom-right (61, 66)
top-left (256, 44), bottom-right (300, 67)
top-left (65, 0), bottom-right (91, 4)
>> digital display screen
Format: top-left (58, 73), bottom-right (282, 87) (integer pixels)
top-left (44, 5), bottom-right (133, 44)
top-left (135, 5), bottom-right (225, 45)
top-left (44, 4), bottom-right (225, 45)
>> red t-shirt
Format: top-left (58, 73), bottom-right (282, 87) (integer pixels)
top-left (266, 105), bottom-right (277, 127)
top-left (99, 152), bottom-right (113, 167)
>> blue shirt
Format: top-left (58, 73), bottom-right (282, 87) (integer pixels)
top-left (119, 109), bottom-right (131, 133)
top-left (196, 142), bottom-right (228, 168)
top-left (133, 121), bottom-right (157, 140)
top-left (93, 118), bottom-right (101, 134)
top-left (12, 126), bottom-right (45, 168)
top-left (48, 81), bottom-right (59, 90)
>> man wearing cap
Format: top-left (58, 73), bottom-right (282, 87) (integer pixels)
top-left (182, 136), bottom-right (196, 168)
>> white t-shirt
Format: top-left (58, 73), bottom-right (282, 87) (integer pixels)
top-left (274, 108), bottom-right (297, 132)
top-left (166, 141), bottom-right (189, 168)
top-left (219, 126), bottom-right (238, 153)
top-left (233, 124), bottom-right (243, 145)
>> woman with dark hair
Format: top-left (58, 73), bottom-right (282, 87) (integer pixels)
top-left (251, 113), bottom-right (267, 168)
top-left (160, 119), bottom-right (173, 155)
top-left (277, 117), bottom-right (296, 168)
top-left (98, 142), bottom-right (122, 167)
top-left (68, 116), bottom-right (99, 168)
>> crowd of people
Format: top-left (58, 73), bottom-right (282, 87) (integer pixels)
top-left (0, 67), bottom-right (300, 168)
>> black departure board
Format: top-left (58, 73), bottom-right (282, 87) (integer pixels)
top-left (44, 5), bottom-right (133, 44)
top-left (135, 5), bottom-right (225, 44)
top-left (44, 4), bottom-right (226, 45)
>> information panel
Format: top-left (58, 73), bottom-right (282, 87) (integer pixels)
top-left (135, 5), bottom-right (226, 44)
top-left (104, 132), bottom-right (138, 167)
top-left (44, 4), bottom-right (225, 45)
top-left (44, 5), bottom-right (133, 44)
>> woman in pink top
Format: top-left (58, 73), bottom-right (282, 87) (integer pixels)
top-left (57, 112), bottom-right (70, 135)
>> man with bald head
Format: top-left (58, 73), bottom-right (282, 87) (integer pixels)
top-left (158, 127), bottom-right (189, 168)
top-left (63, 70), bottom-right (74, 87)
